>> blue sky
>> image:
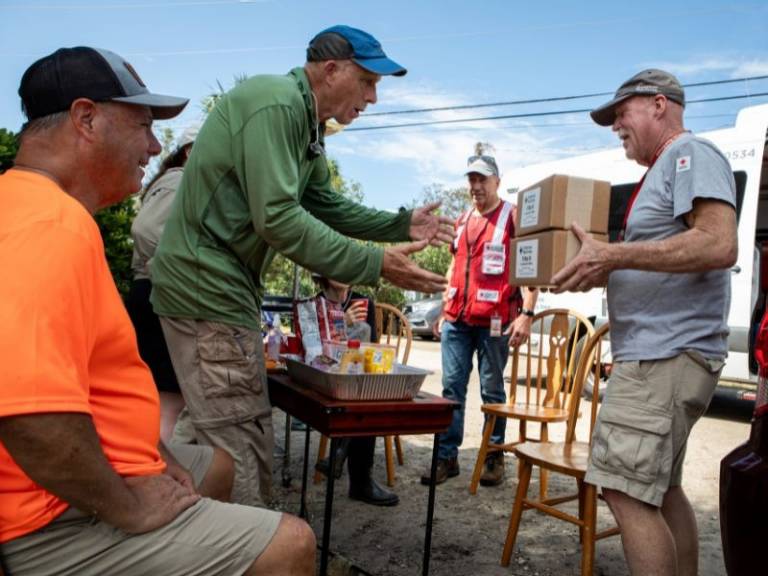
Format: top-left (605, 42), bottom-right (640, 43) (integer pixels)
top-left (2, 0), bottom-right (767, 209)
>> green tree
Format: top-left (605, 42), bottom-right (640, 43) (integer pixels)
top-left (416, 182), bottom-right (470, 222)
top-left (201, 75), bottom-right (249, 114)
top-left (95, 199), bottom-right (137, 297)
top-left (403, 183), bottom-right (470, 282)
top-left (0, 128), bottom-right (19, 172)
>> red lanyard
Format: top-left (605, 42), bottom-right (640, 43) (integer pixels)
top-left (619, 131), bottom-right (686, 241)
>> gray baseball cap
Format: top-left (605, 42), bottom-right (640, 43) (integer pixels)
top-left (19, 47), bottom-right (189, 121)
top-left (465, 154), bottom-right (500, 177)
top-left (590, 69), bottom-right (685, 126)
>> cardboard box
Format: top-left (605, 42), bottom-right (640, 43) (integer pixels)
top-left (515, 174), bottom-right (610, 236)
top-left (510, 229), bottom-right (608, 287)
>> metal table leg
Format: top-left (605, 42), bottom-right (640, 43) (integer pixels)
top-left (281, 413), bottom-right (292, 487)
top-left (319, 437), bottom-right (338, 576)
top-left (422, 434), bottom-right (440, 576)
top-left (299, 425), bottom-right (311, 519)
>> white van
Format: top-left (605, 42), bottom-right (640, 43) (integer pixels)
top-left (503, 103), bottom-right (768, 401)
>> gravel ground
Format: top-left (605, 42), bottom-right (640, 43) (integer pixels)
top-left (271, 340), bottom-right (752, 576)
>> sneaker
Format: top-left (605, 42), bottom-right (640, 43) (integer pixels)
top-left (420, 457), bottom-right (459, 485)
top-left (479, 453), bottom-right (505, 487)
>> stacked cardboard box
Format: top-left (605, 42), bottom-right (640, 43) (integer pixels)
top-left (510, 174), bottom-right (610, 286)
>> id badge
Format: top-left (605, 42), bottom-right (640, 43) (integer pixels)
top-left (482, 243), bottom-right (505, 275)
top-left (490, 314), bottom-right (502, 337)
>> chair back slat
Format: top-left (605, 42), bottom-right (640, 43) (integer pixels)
top-left (564, 322), bottom-right (610, 443)
top-left (374, 302), bottom-right (412, 366)
top-left (508, 309), bottom-right (595, 416)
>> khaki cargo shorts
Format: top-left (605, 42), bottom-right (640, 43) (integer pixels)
top-left (585, 350), bottom-right (723, 507)
top-left (0, 443), bottom-right (282, 576)
top-left (160, 317), bottom-right (274, 506)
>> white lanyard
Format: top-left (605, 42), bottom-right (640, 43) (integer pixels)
top-left (491, 201), bottom-right (512, 245)
top-left (453, 201), bottom-right (511, 250)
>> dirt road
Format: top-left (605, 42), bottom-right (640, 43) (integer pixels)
top-left (272, 339), bottom-right (751, 576)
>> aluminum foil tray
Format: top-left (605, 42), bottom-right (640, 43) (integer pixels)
top-left (284, 357), bottom-right (431, 401)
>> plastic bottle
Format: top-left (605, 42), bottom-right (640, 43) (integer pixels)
top-left (267, 314), bottom-right (283, 362)
top-left (719, 310), bottom-right (768, 575)
top-left (339, 339), bottom-right (364, 374)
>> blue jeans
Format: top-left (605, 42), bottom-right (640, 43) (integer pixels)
top-left (438, 320), bottom-right (509, 461)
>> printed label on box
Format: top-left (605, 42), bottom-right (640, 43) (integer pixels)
top-left (515, 239), bottom-right (538, 278)
top-left (519, 187), bottom-right (541, 228)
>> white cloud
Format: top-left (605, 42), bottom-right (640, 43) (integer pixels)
top-left (337, 87), bottom-right (604, 196)
top-left (647, 55), bottom-right (768, 79)
top-left (733, 60), bottom-right (768, 77)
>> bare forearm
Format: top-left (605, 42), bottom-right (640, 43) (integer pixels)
top-left (607, 227), bottom-right (737, 273)
top-left (521, 287), bottom-right (538, 309)
top-left (0, 413), bottom-right (137, 524)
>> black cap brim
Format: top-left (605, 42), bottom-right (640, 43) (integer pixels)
top-left (111, 93), bottom-right (189, 120)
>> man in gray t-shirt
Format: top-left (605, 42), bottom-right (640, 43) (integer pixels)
top-left (552, 69), bottom-right (737, 576)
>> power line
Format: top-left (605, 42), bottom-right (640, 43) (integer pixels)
top-left (365, 75), bottom-right (768, 117)
top-left (346, 92), bottom-right (768, 132)
top-left (1, 0), bottom-right (266, 8)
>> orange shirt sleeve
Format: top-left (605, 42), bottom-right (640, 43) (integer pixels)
top-left (0, 221), bottom-right (98, 417)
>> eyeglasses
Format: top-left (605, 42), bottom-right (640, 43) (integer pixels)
top-left (467, 154), bottom-right (498, 167)
top-left (467, 154), bottom-right (499, 175)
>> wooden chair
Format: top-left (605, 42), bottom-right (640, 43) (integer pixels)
top-left (469, 308), bottom-right (594, 498)
top-left (502, 323), bottom-right (619, 575)
top-left (375, 303), bottom-right (412, 486)
top-left (314, 302), bottom-right (413, 487)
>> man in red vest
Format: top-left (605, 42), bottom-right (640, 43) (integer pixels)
top-left (421, 154), bottom-right (538, 486)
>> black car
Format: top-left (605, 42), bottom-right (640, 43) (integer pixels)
top-left (403, 296), bottom-right (443, 340)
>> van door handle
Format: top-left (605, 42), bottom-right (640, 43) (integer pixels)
top-left (730, 265), bottom-right (741, 274)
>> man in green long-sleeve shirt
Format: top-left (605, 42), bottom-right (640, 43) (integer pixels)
top-left (151, 25), bottom-right (452, 506)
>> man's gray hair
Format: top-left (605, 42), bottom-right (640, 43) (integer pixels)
top-left (19, 110), bottom-right (69, 139)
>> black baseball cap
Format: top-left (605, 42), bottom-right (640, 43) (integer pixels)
top-left (307, 25), bottom-right (407, 77)
top-left (590, 69), bottom-right (685, 126)
top-left (19, 47), bottom-right (189, 121)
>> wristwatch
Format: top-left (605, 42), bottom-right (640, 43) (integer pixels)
top-left (519, 307), bottom-right (535, 317)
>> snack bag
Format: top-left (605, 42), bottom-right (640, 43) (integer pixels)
top-left (363, 346), bottom-right (396, 374)
top-left (293, 295), bottom-right (347, 362)
top-left (314, 296), bottom-right (347, 342)
top-left (294, 299), bottom-right (323, 362)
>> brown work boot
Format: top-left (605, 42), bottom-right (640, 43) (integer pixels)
top-left (479, 453), bottom-right (505, 486)
top-left (420, 457), bottom-right (459, 485)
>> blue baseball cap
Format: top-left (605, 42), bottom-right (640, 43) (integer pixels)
top-left (307, 25), bottom-right (407, 77)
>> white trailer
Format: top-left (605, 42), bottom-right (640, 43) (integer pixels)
top-left (503, 103), bottom-right (768, 400)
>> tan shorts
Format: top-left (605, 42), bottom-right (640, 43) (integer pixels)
top-left (585, 350), bottom-right (723, 507)
top-left (160, 317), bottom-right (274, 506)
top-left (0, 443), bottom-right (282, 576)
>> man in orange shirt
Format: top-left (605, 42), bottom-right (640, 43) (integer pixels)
top-left (0, 47), bottom-right (315, 575)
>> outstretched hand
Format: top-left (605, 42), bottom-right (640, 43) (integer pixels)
top-left (409, 202), bottom-right (455, 247)
top-left (382, 240), bottom-right (449, 293)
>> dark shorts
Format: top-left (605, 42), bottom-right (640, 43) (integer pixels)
top-left (125, 278), bottom-right (180, 393)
